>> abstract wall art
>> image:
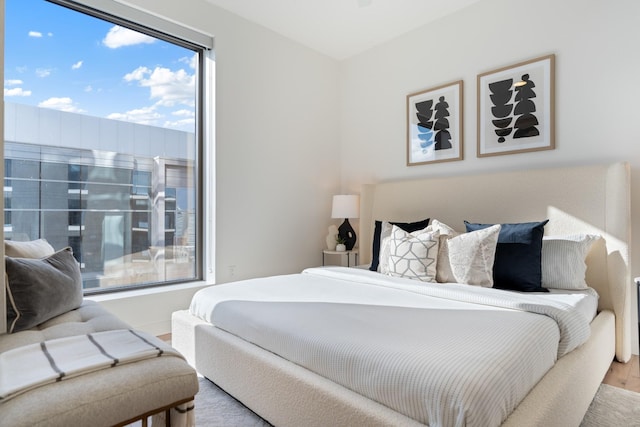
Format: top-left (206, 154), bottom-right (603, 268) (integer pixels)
top-left (477, 54), bottom-right (555, 157)
top-left (406, 80), bottom-right (463, 166)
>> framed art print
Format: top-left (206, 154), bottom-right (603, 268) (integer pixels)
top-left (477, 54), bottom-right (555, 157)
top-left (406, 80), bottom-right (463, 166)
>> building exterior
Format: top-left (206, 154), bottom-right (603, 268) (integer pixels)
top-left (4, 102), bottom-right (196, 291)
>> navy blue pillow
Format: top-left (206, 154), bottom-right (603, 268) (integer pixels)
top-left (369, 218), bottom-right (430, 271)
top-left (464, 220), bottom-right (549, 292)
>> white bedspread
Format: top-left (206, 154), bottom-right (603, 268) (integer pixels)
top-left (189, 267), bottom-right (595, 426)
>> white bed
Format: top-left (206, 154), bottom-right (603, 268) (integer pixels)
top-left (173, 162), bottom-right (632, 426)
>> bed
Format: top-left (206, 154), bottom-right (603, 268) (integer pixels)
top-left (172, 162), bottom-right (632, 427)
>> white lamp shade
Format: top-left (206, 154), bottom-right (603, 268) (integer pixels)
top-left (331, 195), bottom-right (360, 219)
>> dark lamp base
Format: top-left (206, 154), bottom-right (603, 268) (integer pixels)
top-left (338, 218), bottom-right (357, 251)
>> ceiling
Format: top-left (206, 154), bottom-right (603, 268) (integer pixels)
top-left (203, 0), bottom-right (483, 60)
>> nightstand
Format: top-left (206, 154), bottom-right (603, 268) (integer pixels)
top-left (322, 249), bottom-right (359, 267)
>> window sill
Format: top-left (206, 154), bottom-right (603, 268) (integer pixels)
top-left (86, 280), bottom-right (211, 303)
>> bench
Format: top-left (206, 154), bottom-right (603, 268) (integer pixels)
top-left (1, 240), bottom-right (198, 427)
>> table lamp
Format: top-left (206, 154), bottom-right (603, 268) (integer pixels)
top-left (331, 195), bottom-right (359, 251)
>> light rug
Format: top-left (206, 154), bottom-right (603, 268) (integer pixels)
top-left (580, 383), bottom-right (640, 427)
top-left (195, 376), bottom-right (271, 426)
top-left (194, 378), bottom-right (640, 427)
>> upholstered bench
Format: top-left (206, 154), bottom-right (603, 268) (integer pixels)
top-left (1, 240), bottom-right (198, 426)
top-left (0, 300), bottom-right (198, 427)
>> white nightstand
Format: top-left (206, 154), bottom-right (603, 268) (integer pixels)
top-left (322, 249), bottom-right (359, 267)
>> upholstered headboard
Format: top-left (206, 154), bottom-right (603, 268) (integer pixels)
top-left (360, 162), bottom-right (631, 361)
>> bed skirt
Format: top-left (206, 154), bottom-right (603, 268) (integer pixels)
top-left (172, 309), bottom-right (615, 426)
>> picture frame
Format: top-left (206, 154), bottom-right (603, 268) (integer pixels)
top-left (406, 80), bottom-right (463, 166)
top-left (477, 54), bottom-right (555, 157)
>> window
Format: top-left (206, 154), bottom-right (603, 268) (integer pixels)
top-left (4, 0), bottom-right (211, 293)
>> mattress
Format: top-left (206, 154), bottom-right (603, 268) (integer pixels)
top-left (189, 267), bottom-right (596, 426)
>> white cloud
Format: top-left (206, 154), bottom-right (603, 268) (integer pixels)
top-left (84, 85), bottom-right (93, 92)
top-left (164, 118), bottom-right (195, 129)
top-left (4, 77), bottom-right (29, 97)
top-left (28, 31), bottom-right (42, 38)
top-left (47, 32), bottom-right (53, 37)
top-left (165, 109), bottom-right (195, 129)
top-left (38, 97), bottom-right (85, 113)
top-left (103, 26), bottom-right (155, 49)
top-left (124, 66), bottom-right (150, 82)
top-left (36, 68), bottom-right (52, 78)
top-left (178, 55), bottom-right (197, 69)
top-left (107, 106), bottom-right (162, 125)
top-left (71, 60), bottom-right (83, 70)
top-left (4, 87), bottom-right (32, 97)
top-left (124, 66), bottom-right (195, 108)
top-left (172, 109), bottom-right (195, 117)
top-left (115, 64), bottom-right (196, 130)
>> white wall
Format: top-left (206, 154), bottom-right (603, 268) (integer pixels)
top-left (124, 0), bottom-right (341, 278)
top-left (32, 0), bottom-right (640, 345)
top-left (339, 0), bottom-right (640, 351)
top-left (89, 0), bottom-right (341, 333)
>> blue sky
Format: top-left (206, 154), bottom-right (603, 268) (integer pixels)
top-left (4, 0), bottom-right (197, 132)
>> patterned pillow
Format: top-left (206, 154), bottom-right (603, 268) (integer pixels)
top-left (436, 224), bottom-right (501, 287)
top-left (541, 234), bottom-right (600, 290)
top-left (369, 218), bottom-right (430, 271)
top-left (386, 225), bottom-right (439, 282)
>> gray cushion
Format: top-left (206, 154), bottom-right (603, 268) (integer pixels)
top-left (6, 247), bottom-right (83, 333)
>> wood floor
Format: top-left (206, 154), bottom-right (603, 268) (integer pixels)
top-left (603, 355), bottom-right (640, 392)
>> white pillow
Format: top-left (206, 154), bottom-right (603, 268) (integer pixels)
top-left (541, 234), bottom-right (599, 290)
top-left (378, 221), bottom-right (394, 274)
top-left (436, 223), bottom-right (501, 287)
top-left (429, 218), bottom-right (459, 236)
top-left (5, 239), bottom-right (55, 258)
top-left (380, 219), bottom-right (452, 274)
top-left (386, 225), bottom-right (439, 282)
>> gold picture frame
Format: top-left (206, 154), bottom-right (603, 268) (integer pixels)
top-left (406, 80), bottom-right (463, 166)
top-left (477, 54), bottom-right (555, 157)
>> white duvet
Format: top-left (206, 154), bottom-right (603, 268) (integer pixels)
top-left (189, 267), bottom-right (596, 427)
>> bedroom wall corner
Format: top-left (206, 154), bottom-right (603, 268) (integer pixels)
top-left (339, 0), bottom-right (640, 354)
top-left (92, 0), bottom-right (341, 333)
top-left (200, 3), bottom-right (342, 283)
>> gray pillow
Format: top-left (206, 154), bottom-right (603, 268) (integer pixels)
top-left (6, 247), bottom-right (83, 333)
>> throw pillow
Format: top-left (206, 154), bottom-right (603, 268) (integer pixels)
top-left (386, 225), bottom-right (439, 282)
top-left (437, 224), bottom-right (501, 287)
top-left (378, 221), bottom-right (394, 274)
top-left (465, 220), bottom-right (549, 292)
top-left (369, 218), bottom-right (430, 271)
top-left (429, 219), bottom-right (459, 236)
top-left (5, 239), bottom-right (55, 258)
top-left (380, 219), bottom-right (451, 274)
top-left (6, 247), bottom-right (83, 333)
top-left (541, 234), bottom-right (600, 290)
